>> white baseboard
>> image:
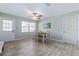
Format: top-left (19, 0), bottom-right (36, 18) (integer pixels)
top-left (50, 38), bottom-right (77, 45)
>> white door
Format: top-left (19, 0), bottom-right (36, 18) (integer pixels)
top-left (0, 19), bottom-right (15, 42)
top-left (77, 16), bottom-right (79, 45)
top-left (62, 16), bottom-right (77, 44)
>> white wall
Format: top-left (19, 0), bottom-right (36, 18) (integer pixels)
top-left (38, 11), bottom-right (79, 44)
top-left (0, 12), bottom-right (36, 41)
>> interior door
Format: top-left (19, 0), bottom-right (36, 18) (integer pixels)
top-left (62, 16), bottom-right (77, 44)
top-left (0, 18), bottom-right (15, 42)
top-left (77, 16), bottom-right (79, 45)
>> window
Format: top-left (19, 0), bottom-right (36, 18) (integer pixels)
top-left (3, 20), bottom-right (12, 31)
top-left (21, 21), bottom-right (35, 32)
top-left (29, 23), bottom-right (35, 32)
top-left (21, 21), bottom-right (29, 32)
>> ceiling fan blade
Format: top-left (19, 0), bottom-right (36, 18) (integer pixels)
top-left (38, 15), bottom-right (42, 17)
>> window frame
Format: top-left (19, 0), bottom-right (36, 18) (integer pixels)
top-left (21, 21), bottom-right (35, 32)
top-left (29, 23), bottom-right (35, 32)
top-left (2, 20), bottom-right (13, 32)
top-left (21, 21), bottom-right (29, 32)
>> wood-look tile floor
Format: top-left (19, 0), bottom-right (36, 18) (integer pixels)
top-left (2, 39), bottom-right (79, 56)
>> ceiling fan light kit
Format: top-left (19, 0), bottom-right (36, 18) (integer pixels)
top-left (32, 12), bottom-right (43, 20)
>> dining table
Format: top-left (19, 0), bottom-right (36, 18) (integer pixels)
top-left (37, 32), bottom-right (47, 44)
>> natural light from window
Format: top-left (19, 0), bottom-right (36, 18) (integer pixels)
top-left (21, 21), bottom-right (35, 32)
top-left (29, 23), bottom-right (35, 32)
top-left (21, 21), bottom-right (29, 32)
top-left (3, 20), bottom-right (12, 31)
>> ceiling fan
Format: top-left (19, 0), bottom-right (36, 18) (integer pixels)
top-left (32, 3), bottom-right (51, 20)
top-left (32, 12), bottom-right (43, 20)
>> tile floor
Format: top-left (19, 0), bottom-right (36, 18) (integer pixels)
top-left (2, 39), bottom-right (79, 56)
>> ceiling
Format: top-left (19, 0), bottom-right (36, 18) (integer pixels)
top-left (0, 3), bottom-right (79, 19)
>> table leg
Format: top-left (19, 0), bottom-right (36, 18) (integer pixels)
top-left (43, 35), bottom-right (44, 44)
